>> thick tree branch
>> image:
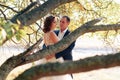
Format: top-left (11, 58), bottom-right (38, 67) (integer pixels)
top-left (1, 18), bottom-right (120, 80)
top-left (0, 0), bottom-right (76, 45)
top-left (1, 0), bottom-right (120, 80)
top-left (87, 23), bottom-right (120, 32)
top-left (10, 1), bottom-right (38, 24)
top-left (14, 52), bottom-right (120, 80)
top-left (10, 0), bottom-right (77, 26)
top-left (0, 18), bottom-right (101, 80)
top-left (17, 19), bottom-right (101, 65)
top-left (0, 38), bottom-right (42, 80)
top-left (21, 19), bottom-right (120, 65)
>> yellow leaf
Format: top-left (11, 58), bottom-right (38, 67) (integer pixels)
top-left (79, 3), bottom-right (85, 11)
top-left (79, 17), bottom-right (84, 24)
top-left (17, 19), bottom-right (21, 25)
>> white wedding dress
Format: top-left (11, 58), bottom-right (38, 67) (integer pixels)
top-left (40, 31), bottom-right (72, 80)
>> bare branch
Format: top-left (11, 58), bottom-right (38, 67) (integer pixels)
top-left (93, 0), bottom-right (113, 9)
top-left (15, 37), bottom-right (43, 67)
top-left (0, 3), bottom-right (18, 13)
top-left (76, 1), bottom-right (101, 17)
top-left (0, 8), bottom-right (8, 20)
top-left (11, 38), bottom-right (21, 44)
top-left (35, 22), bottom-right (42, 30)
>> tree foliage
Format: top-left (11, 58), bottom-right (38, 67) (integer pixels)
top-left (0, 0), bottom-right (120, 80)
top-left (0, 0), bottom-right (120, 44)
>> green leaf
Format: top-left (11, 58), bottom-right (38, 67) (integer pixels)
top-left (0, 29), bottom-right (3, 45)
top-left (3, 21), bottom-right (13, 39)
top-left (15, 33), bottom-right (21, 41)
top-left (19, 29), bottom-right (26, 36)
top-left (15, 29), bottom-right (26, 41)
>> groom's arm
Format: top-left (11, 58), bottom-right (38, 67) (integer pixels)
top-left (55, 41), bottom-right (76, 59)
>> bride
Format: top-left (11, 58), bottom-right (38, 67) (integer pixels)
top-left (40, 16), bottom-right (72, 80)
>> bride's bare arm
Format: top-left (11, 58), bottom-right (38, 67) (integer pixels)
top-left (45, 32), bottom-right (59, 60)
top-left (49, 31), bottom-right (59, 43)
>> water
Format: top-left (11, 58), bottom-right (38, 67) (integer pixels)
top-left (72, 47), bottom-right (117, 60)
top-left (0, 45), bottom-right (24, 66)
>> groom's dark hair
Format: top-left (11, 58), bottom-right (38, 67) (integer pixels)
top-left (62, 16), bottom-right (70, 22)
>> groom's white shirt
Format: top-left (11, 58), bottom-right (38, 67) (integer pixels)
top-left (58, 28), bottom-right (68, 40)
top-left (58, 27), bottom-right (73, 80)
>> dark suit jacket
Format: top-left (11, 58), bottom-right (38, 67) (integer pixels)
top-left (54, 30), bottom-right (75, 61)
top-left (43, 30), bottom-right (76, 61)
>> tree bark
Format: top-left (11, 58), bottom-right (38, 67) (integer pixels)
top-left (0, 54), bottom-right (24, 80)
top-left (1, 18), bottom-right (120, 80)
top-left (1, 0), bottom-right (77, 45)
top-left (0, 38), bottom-right (42, 80)
top-left (21, 19), bottom-right (120, 65)
top-left (10, 0), bottom-right (76, 26)
top-left (1, 0), bottom-right (120, 79)
top-left (14, 52), bottom-right (120, 80)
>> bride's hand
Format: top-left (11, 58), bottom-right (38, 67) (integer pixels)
top-left (45, 54), bottom-right (55, 60)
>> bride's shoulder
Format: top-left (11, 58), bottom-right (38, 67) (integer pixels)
top-left (49, 31), bottom-right (55, 35)
top-left (44, 31), bottom-right (54, 36)
top-left (47, 31), bottom-right (57, 37)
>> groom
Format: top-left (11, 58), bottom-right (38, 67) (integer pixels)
top-left (54, 16), bottom-right (75, 61)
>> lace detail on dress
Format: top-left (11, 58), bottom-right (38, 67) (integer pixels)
top-left (44, 31), bottom-right (54, 46)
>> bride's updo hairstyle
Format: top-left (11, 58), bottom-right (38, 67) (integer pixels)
top-left (43, 16), bottom-right (55, 33)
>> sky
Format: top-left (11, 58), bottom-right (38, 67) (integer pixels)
top-left (114, 0), bottom-right (120, 3)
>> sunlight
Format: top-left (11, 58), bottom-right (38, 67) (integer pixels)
top-left (87, 0), bottom-right (120, 3)
top-left (73, 11), bottom-right (79, 20)
top-left (114, 0), bottom-right (120, 4)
